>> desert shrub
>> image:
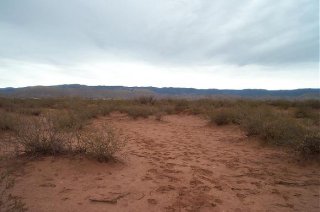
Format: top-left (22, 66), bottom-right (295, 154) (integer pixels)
top-left (294, 106), bottom-right (319, 126)
top-left (99, 104), bottom-right (114, 116)
top-left (241, 115), bottom-right (263, 136)
top-left (124, 106), bottom-right (153, 119)
top-left (239, 107), bottom-right (306, 146)
top-left (174, 100), bottom-right (189, 113)
top-left (299, 100), bottom-right (320, 109)
top-left (297, 131), bottom-right (320, 157)
top-left (135, 96), bottom-right (156, 105)
top-left (209, 107), bottom-right (245, 126)
top-left (18, 108), bottom-right (42, 116)
top-left (159, 104), bottom-right (175, 115)
top-left (0, 112), bottom-right (17, 131)
top-left (15, 117), bottom-right (72, 156)
top-left (75, 106), bottom-right (101, 120)
top-left (240, 107), bottom-right (271, 136)
top-left (52, 111), bottom-right (84, 131)
top-left (268, 100), bottom-right (293, 109)
top-left (188, 101), bottom-right (209, 115)
top-left (76, 125), bottom-right (126, 162)
top-left (261, 117), bottom-right (305, 145)
top-left (210, 110), bottom-right (232, 126)
top-left (211, 99), bottom-right (232, 108)
top-left (294, 106), bottom-right (313, 119)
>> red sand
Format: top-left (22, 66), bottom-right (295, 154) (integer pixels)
top-left (11, 114), bottom-right (320, 211)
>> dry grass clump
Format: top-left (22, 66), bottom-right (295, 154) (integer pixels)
top-left (124, 105), bottom-right (154, 119)
top-left (52, 111), bottom-right (85, 131)
top-left (239, 107), bottom-right (306, 146)
top-left (208, 106), bottom-right (312, 149)
top-left (209, 108), bottom-right (240, 126)
top-left (298, 99), bottom-right (320, 109)
top-left (15, 116), bottom-right (72, 156)
top-left (73, 105), bottom-right (100, 120)
top-left (297, 131), bottom-right (320, 157)
top-left (206, 103), bottom-right (319, 158)
top-left (0, 111), bottom-right (17, 131)
top-left (238, 107), bottom-right (271, 136)
top-left (135, 96), bottom-right (156, 105)
top-left (294, 106), bottom-right (319, 126)
top-left (0, 97), bottom-right (319, 159)
top-left (157, 104), bottom-right (175, 115)
top-left (294, 106), bottom-right (314, 119)
top-left (0, 158), bottom-right (27, 212)
top-left (76, 125), bottom-right (126, 162)
top-left (17, 108), bottom-right (42, 116)
top-left (12, 113), bottom-right (126, 162)
top-left (268, 100), bottom-right (293, 109)
top-left (174, 100), bottom-right (189, 113)
top-left (99, 104), bottom-right (114, 116)
top-left (209, 110), bottom-right (232, 126)
top-left (260, 117), bottom-right (305, 146)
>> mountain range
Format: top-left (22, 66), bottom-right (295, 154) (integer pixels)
top-left (0, 84), bottom-right (319, 99)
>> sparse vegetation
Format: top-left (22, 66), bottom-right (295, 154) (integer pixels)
top-left (15, 116), bottom-right (72, 156)
top-left (0, 97), bottom-right (319, 211)
top-left (124, 105), bottom-right (154, 119)
top-left (298, 131), bottom-right (320, 157)
top-left (0, 158), bottom-right (27, 212)
top-left (0, 97), bottom-right (319, 160)
top-left (13, 114), bottom-right (126, 161)
top-left (210, 110), bottom-right (232, 126)
top-left (0, 111), bottom-right (17, 131)
top-left (76, 125), bottom-right (126, 162)
top-left (135, 96), bottom-right (156, 105)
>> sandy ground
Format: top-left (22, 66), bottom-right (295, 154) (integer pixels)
top-left (10, 114), bottom-right (320, 212)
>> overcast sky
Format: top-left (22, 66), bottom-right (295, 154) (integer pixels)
top-left (0, 0), bottom-right (319, 89)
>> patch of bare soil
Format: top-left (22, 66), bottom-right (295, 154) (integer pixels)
top-left (10, 114), bottom-right (320, 211)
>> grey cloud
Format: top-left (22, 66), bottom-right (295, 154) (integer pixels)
top-left (0, 0), bottom-right (318, 66)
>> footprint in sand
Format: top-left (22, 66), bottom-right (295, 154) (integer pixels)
top-left (156, 185), bottom-right (175, 193)
top-left (59, 187), bottom-right (73, 193)
top-left (39, 183), bottom-right (56, 188)
top-left (147, 198), bottom-right (158, 205)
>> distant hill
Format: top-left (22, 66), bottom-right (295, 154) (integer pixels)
top-left (0, 84), bottom-right (319, 99)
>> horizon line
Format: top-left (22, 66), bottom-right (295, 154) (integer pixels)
top-left (1, 84), bottom-right (320, 91)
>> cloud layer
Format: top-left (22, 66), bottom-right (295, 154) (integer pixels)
top-left (0, 0), bottom-right (319, 88)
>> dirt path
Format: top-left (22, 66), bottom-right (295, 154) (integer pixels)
top-left (11, 114), bottom-right (320, 211)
